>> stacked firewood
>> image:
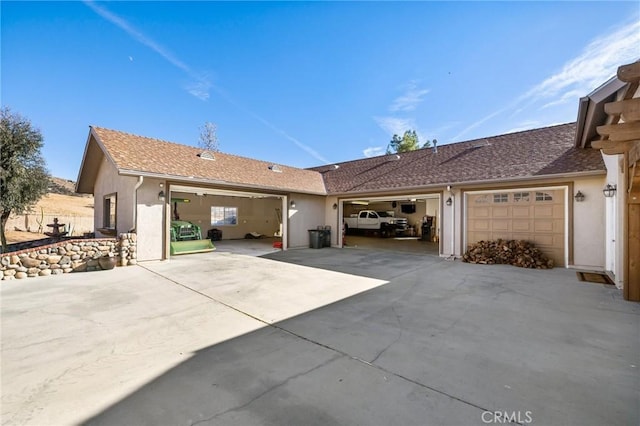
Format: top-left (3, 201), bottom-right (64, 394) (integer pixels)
top-left (462, 239), bottom-right (554, 269)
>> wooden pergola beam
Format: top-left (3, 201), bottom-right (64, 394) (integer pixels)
top-left (604, 98), bottom-right (640, 122)
top-left (596, 122), bottom-right (640, 141)
top-left (617, 61), bottom-right (640, 83)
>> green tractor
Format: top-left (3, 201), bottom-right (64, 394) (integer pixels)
top-left (169, 220), bottom-right (215, 255)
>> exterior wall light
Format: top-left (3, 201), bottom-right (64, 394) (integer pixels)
top-left (290, 200), bottom-right (296, 208)
top-left (574, 191), bottom-right (585, 202)
top-left (602, 184), bottom-right (617, 198)
top-left (332, 203), bottom-right (338, 210)
top-left (158, 190), bottom-right (165, 202)
top-left (446, 197), bottom-right (453, 206)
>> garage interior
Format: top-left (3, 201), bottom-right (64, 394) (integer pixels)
top-left (169, 185), bottom-right (285, 255)
top-left (342, 196), bottom-right (441, 255)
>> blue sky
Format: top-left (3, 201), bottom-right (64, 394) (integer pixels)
top-left (2, 1), bottom-right (639, 181)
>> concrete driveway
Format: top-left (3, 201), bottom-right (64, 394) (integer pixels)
top-left (1, 248), bottom-right (638, 425)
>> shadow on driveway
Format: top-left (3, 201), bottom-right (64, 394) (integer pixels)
top-left (84, 249), bottom-right (639, 426)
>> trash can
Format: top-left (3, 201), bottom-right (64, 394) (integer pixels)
top-left (308, 229), bottom-right (323, 249)
top-left (317, 225), bottom-right (331, 247)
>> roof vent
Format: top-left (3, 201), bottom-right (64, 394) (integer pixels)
top-left (470, 140), bottom-right (491, 149)
top-left (333, 164), bottom-right (340, 169)
top-left (268, 164), bottom-right (282, 172)
top-left (198, 151), bottom-right (215, 160)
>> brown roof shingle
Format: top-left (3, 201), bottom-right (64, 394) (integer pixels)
top-left (311, 123), bottom-right (605, 194)
top-left (91, 127), bottom-right (327, 194)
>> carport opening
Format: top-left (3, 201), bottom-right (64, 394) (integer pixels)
top-left (341, 196), bottom-right (440, 255)
top-left (168, 185), bottom-right (285, 256)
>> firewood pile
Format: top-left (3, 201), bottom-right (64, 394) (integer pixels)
top-left (462, 239), bottom-right (554, 269)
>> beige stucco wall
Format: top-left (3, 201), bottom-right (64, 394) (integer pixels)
top-left (324, 196), bottom-right (340, 246)
top-left (572, 175), bottom-right (606, 269)
top-left (602, 153), bottom-right (626, 287)
top-left (287, 193), bottom-right (326, 248)
top-left (441, 189), bottom-right (457, 256)
top-left (93, 158), bottom-right (137, 237)
top-left (136, 178), bottom-right (165, 262)
top-left (170, 192), bottom-right (282, 240)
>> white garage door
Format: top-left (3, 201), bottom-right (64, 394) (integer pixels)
top-left (466, 189), bottom-right (566, 266)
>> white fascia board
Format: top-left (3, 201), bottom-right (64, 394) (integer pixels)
top-left (117, 169), bottom-right (327, 196)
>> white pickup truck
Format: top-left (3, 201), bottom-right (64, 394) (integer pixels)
top-left (343, 210), bottom-right (408, 237)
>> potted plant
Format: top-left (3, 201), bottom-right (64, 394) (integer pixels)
top-left (98, 252), bottom-right (117, 270)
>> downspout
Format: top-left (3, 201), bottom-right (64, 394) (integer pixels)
top-left (450, 191), bottom-right (455, 258)
top-left (131, 176), bottom-right (144, 233)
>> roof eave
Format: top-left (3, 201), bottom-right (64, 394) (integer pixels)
top-left (574, 77), bottom-right (627, 149)
top-left (75, 128), bottom-right (102, 194)
top-left (75, 126), bottom-right (123, 194)
top-left (117, 169), bottom-right (328, 196)
top-left (328, 170), bottom-right (607, 197)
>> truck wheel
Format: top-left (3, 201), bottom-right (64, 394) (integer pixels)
top-left (380, 224), bottom-right (389, 238)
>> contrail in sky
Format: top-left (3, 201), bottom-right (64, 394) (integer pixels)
top-left (83, 0), bottom-right (330, 164)
top-left (452, 19), bottom-right (640, 142)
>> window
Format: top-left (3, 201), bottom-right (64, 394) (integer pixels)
top-left (513, 192), bottom-right (530, 202)
top-left (368, 212), bottom-right (377, 219)
top-left (535, 192), bottom-right (553, 201)
top-left (493, 193), bottom-right (509, 203)
top-left (474, 195), bottom-right (490, 204)
top-left (211, 206), bottom-right (238, 226)
top-left (103, 193), bottom-right (117, 228)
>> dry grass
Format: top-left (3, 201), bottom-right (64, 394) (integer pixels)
top-left (5, 193), bottom-right (94, 244)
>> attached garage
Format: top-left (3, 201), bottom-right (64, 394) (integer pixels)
top-left (465, 187), bottom-right (567, 266)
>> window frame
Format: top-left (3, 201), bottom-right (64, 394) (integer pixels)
top-left (103, 193), bottom-right (117, 229)
top-left (535, 192), bottom-right (553, 202)
top-left (493, 193), bottom-right (509, 203)
top-left (210, 206), bottom-right (238, 226)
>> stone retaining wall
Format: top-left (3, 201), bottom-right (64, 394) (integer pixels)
top-left (1, 233), bottom-right (137, 281)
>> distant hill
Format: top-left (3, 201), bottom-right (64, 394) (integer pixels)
top-left (47, 177), bottom-right (87, 196)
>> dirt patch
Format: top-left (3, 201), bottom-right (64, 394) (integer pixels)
top-left (5, 193), bottom-right (94, 243)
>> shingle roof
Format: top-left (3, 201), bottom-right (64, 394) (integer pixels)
top-left (311, 123), bottom-right (605, 194)
top-left (90, 126), bottom-right (327, 194)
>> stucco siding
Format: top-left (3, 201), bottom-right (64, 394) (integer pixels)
top-left (602, 153), bottom-right (626, 287)
top-left (93, 158), bottom-right (137, 237)
top-left (572, 176), bottom-right (606, 269)
top-left (288, 194), bottom-right (326, 248)
top-left (136, 179), bottom-right (165, 261)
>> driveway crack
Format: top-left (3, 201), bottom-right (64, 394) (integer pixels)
top-left (190, 354), bottom-right (343, 425)
top-left (140, 263), bottom-right (494, 421)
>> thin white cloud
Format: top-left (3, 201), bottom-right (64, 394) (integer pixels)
top-left (187, 80), bottom-right (212, 101)
top-left (241, 108), bottom-right (331, 164)
top-left (374, 116), bottom-right (416, 137)
top-left (451, 108), bottom-right (506, 141)
top-left (525, 20), bottom-right (640, 103)
top-left (84, 0), bottom-right (211, 101)
top-left (363, 146), bottom-right (386, 157)
top-left (84, 1), bottom-right (329, 164)
top-left (504, 120), bottom-right (541, 134)
top-left (453, 20), bottom-right (640, 142)
top-left (540, 89), bottom-right (584, 110)
top-left (389, 80), bottom-right (430, 112)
